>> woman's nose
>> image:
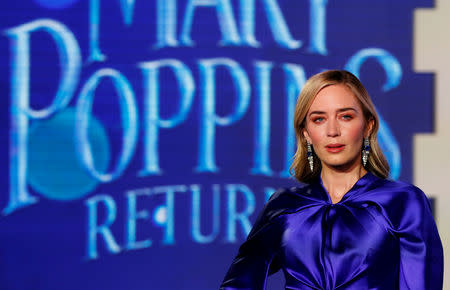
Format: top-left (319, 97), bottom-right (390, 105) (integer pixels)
top-left (327, 119), bottom-right (340, 137)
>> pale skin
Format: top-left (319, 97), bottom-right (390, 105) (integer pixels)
top-left (303, 84), bottom-right (374, 204)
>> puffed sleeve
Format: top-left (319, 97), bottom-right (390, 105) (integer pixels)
top-left (396, 186), bottom-right (443, 289)
top-left (220, 190), bottom-right (286, 290)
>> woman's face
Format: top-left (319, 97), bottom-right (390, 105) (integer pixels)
top-left (303, 84), bottom-right (373, 171)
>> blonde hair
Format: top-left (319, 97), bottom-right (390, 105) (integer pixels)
top-left (290, 70), bottom-right (389, 183)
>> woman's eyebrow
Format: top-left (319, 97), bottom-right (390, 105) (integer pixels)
top-left (308, 110), bottom-right (325, 116)
top-left (337, 107), bottom-right (357, 113)
top-left (308, 107), bottom-right (357, 116)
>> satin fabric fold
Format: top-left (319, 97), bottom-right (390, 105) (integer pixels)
top-left (220, 172), bottom-right (443, 289)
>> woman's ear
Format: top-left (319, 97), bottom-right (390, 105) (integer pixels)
top-left (365, 118), bottom-right (375, 138)
top-left (303, 129), bottom-right (312, 144)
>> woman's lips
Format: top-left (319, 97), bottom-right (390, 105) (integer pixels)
top-left (325, 144), bottom-right (345, 153)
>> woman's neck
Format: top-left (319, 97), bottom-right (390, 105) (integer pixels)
top-left (320, 163), bottom-right (367, 204)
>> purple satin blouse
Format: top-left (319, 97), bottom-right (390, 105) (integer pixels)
top-left (220, 172), bottom-right (443, 289)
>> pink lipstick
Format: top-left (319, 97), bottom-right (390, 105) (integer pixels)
top-left (325, 144), bottom-right (345, 153)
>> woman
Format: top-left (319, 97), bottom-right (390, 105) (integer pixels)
top-left (220, 70), bottom-right (443, 289)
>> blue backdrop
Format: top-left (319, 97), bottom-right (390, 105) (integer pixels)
top-left (0, 0), bottom-right (434, 289)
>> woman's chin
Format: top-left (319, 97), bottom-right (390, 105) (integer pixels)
top-left (321, 158), bottom-right (362, 172)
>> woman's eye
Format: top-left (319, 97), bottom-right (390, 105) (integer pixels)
top-left (312, 117), bottom-right (324, 123)
top-left (341, 114), bottom-right (353, 120)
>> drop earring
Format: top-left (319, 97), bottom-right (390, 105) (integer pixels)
top-left (362, 137), bottom-right (370, 167)
top-left (307, 141), bottom-right (314, 172)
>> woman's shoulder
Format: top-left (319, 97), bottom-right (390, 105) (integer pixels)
top-left (261, 183), bottom-right (322, 219)
top-left (268, 183), bottom-right (309, 200)
top-left (268, 182), bottom-right (323, 203)
top-left (370, 177), bottom-right (430, 204)
top-left (364, 177), bottom-right (434, 223)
